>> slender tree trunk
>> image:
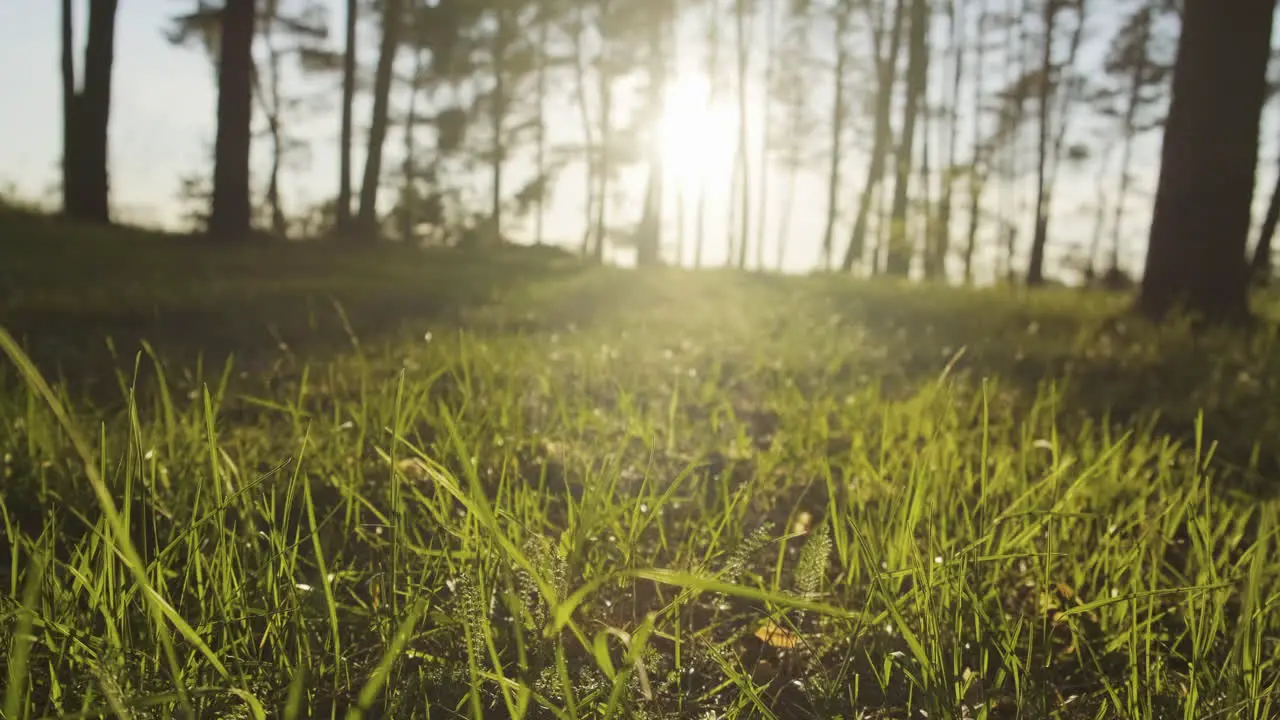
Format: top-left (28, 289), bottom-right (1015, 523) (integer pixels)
top-left (637, 1), bottom-right (667, 267)
top-left (1025, 0), bottom-right (1056, 285)
top-left (755, 0), bottom-right (778, 271)
top-left (534, 8), bottom-right (549, 246)
top-left (356, 0), bottom-right (405, 241)
top-left (1085, 143), bottom-right (1113, 280)
top-left (1251, 162), bottom-right (1280, 286)
top-left (820, 5), bottom-right (849, 270)
top-left (777, 164), bottom-right (797, 271)
top-left (841, 0), bottom-right (906, 272)
top-left (337, 0), bottom-right (358, 235)
top-left (694, 0), bottom-right (720, 270)
top-left (595, 54), bottom-right (613, 263)
top-left (570, 6), bottom-right (597, 257)
top-left (885, 0), bottom-right (928, 277)
top-left (61, 0), bottom-right (77, 217)
top-left (932, 0), bottom-right (965, 281)
top-left (490, 10), bottom-right (514, 244)
top-left (210, 0), bottom-right (256, 240)
top-left (733, 0), bottom-right (752, 269)
top-left (257, 7), bottom-right (287, 237)
top-left (962, 2), bottom-right (987, 285)
top-left (1139, 0), bottom-right (1271, 321)
top-left (400, 47), bottom-right (425, 243)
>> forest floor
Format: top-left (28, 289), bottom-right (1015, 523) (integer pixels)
top-left (3, 210), bottom-right (1280, 719)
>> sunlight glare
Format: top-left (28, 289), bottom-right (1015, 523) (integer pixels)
top-left (659, 76), bottom-right (738, 193)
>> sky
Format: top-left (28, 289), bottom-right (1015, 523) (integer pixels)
top-left (3, 0), bottom-right (1279, 282)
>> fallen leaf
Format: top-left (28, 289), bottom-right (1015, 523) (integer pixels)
top-left (754, 620), bottom-right (801, 649)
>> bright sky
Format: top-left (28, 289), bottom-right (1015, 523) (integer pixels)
top-left (2, 0), bottom-right (1279, 281)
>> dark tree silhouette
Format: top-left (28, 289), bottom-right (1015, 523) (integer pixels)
top-left (1138, 0), bottom-right (1272, 321)
top-left (336, 0), bottom-right (358, 235)
top-left (209, 0), bottom-right (256, 240)
top-left (356, 0), bottom-right (406, 241)
top-left (61, 0), bottom-right (119, 224)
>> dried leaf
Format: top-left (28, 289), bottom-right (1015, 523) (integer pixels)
top-left (754, 620), bottom-right (801, 649)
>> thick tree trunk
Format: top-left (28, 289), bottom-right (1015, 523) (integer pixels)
top-left (884, 0), bottom-right (928, 277)
top-left (65, 0), bottom-right (119, 223)
top-left (337, 0), bottom-right (358, 235)
top-left (210, 0), bottom-right (256, 241)
top-left (841, 0), bottom-right (906, 273)
top-left (1138, 0), bottom-right (1272, 322)
top-left (356, 0), bottom-right (405, 241)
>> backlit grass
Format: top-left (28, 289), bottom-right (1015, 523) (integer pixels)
top-left (3, 257), bottom-right (1280, 719)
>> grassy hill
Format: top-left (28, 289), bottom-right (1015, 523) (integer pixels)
top-left (3, 213), bottom-right (1280, 719)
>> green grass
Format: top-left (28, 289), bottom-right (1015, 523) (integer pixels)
top-left (4, 215), bottom-right (1280, 719)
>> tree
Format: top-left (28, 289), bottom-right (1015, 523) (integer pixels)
top-left (819, 0), bottom-right (853, 270)
top-left (1095, 3), bottom-right (1170, 279)
top-left (356, 0), bottom-right (407, 240)
top-left (61, 0), bottom-right (120, 224)
top-left (1025, 0), bottom-right (1087, 286)
top-left (336, 0), bottom-right (358, 234)
top-left (884, 0), bottom-right (928, 277)
top-left (840, 0), bottom-right (906, 273)
top-left (209, 0), bottom-right (256, 240)
top-left (1138, 0), bottom-right (1273, 322)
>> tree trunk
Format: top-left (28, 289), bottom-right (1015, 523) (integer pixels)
top-left (594, 68), bottom-right (613, 264)
top-left (755, 0), bottom-right (778, 271)
top-left (65, 0), bottom-right (119, 223)
top-left (1025, 0), bottom-right (1056, 286)
top-left (840, 0), bottom-right (906, 273)
top-left (637, 2), bottom-right (668, 267)
top-left (60, 0), bottom-right (77, 217)
top-left (819, 6), bottom-right (848, 271)
top-left (777, 164), bottom-right (797, 271)
top-left (490, 10), bottom-right (514, 245)
top-left (400, 46), bottom-right (425, 244)
top-left (931, 0), bottom-right (964, 281)
top-left (210, 0), bottom-right (256, 240)
top-left (1138, 0), bottom-right (1271, 322)
top-left (356, 0), bottom-right (405, 241)
top-left (257, 8), bottom-right (288, 238)
top-left (570, 6), bottom-right (597, 258)
top-left (534, 8), bottom-right (550, 246)
top-left (733, 0), bottom-right (751, 270)
top-left (337, 0), bottom-right (358, 235)
top-left (1251, 164), bottom-right (1280, 286)
top-left (885, 0), bottom-right (928, 277)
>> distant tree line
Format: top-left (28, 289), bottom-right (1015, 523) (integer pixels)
top-left (53, 0), bottom-right (1280, 323)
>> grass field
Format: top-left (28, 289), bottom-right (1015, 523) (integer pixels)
top-left (3, 211), bottom-right (1280, 719)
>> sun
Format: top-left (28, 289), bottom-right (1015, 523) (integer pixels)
top-left (658, 75), bottom-right (738, 194)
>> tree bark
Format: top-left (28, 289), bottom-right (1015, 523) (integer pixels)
top-left (356, 0), bottom-right (405, 241)
top-left (1138, 0), bottom-right (1272, 322)
top-left (210, 0), bottom-right (256, 240)
top-left (337, 0), bottom-right (358, 235)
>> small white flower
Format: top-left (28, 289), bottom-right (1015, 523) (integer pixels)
top-left (144, 449), bottom-right (155, 461)
top-left (295, 583), bottom-right (313, 592)
top-left (423, 331), bottom-right (433, 343)
top-left (934, 555), bottom-right (944, 565)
